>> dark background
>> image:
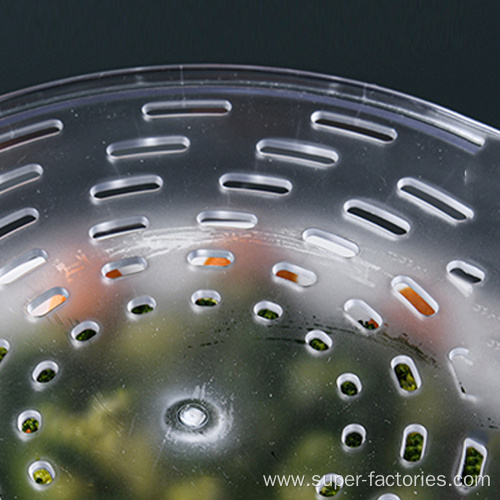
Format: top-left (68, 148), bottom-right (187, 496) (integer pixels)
top-left (2, 1), bottom-right (500, 128)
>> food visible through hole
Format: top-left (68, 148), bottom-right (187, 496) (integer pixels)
top-left (0, 346), bottom-right (8, 363)
top-left (319, 482), bottom-right (341, 497)
top-left (37, 369), bottom-right (56, 383)
top-left (105, 269), bottom-right (123, 279)
top-left (395, 363), bottom-right (417, 391)
top-left (33, 468), bottom-right (53, 485)
top-left (203, 257), bottom-right (231, 267)
top-left (275, 269), bottom-right (299, 283)
top-left (257, 309), bottom-right (279, 320)
top-left (358, 318), bottom-right (379, 330)
top-left (195, 297), bottom-right (218, 307)
top-left (309, 337), bottom-right (329, 351)
top-left (131, 304), bottom-right (153, 315)
top-left (461, 447), bottom-right (484, 487)
top-left (398, 286), bottom-right (435, 316)
top-left (340, 381), bottom-right (358, 396)
top-left (75, 329), bottom-right (97, 341)
top-left (403, 432), bottom-right (424, 462)
top-left (345, 432), bottom-right (363, 448)
top-left (22, 417), bottom-right (39, 434)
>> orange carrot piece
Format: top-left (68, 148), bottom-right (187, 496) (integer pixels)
top-left (105, 269), bottom-right (123, 279)
top-left (203, 257), bottom-right (231, 267)
top-left (399, 286), bottom-right (435, 316)
top-left (276, 269), bottom-right (299, 283)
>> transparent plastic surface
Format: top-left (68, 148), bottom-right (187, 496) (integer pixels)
top-left (0, 65), bottom-right (498, 499)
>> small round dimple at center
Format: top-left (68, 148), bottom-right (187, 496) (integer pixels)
top-left (177, 403), bottom-right (209, 429)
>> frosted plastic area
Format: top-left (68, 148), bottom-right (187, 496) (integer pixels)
top-left (0, 65), bottom-right (497, 499)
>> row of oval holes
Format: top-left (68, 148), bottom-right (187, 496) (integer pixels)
top-left (0, 171), bottom-right (477, 241)
top-left (0, 113), bottom-right (479, 240)
top-left (0, 215), bottom-right (483, 300)
top-left (0, 95), bottom-right (484, 160)
top-left (17, 248), bottom-right (475, 321)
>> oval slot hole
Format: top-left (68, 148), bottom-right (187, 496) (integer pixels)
top-left (142, 99), bottom-right (231, 118)
top-left (305, 330), bottom-right (332, 352)
top-left (90, 216), bottom-right (149, 240)
top-left (378, 495), bottom-right (401, 500)
top-left (29, 460), bottom-right (55, 486)
top-left (191, 290), bottom-right (221, 308)
top-left (337, 373), bottom-right (362, 397)
top-left (392, 276), bottom-right (438, 316)
top-left (101, 256), bottom-right (147, 280)
top-left (342, 424), bottom-right (366, 449)
top-left (391, 355), bottom-right (421, 393)
top-left (196, 210), bottom-right (258, 229)
top-left (272, 262), bottom-right (317, 287)
top-left (127, 296), bottom-right (156, 315)
top-left (18, 410), bottom-right (42, 435)
top-left (0, 164), bottom-right (43, 195)
top-left (0, 208), bottom-right (39, 240)
top-left (400, 424), bottom-right (427, 463)
top-left (344, 299), bottom-right (382, 330)
top-left (71, 321), bottom-right (100, 343)
top-left (253, 301), bottom-right (283, 322)
top-left (447, 260), bottom-right (484, 285)
top-left (345, 200), bottom-right (410, 236)
top-left (187, 249), bottom-right (234, 268)
top-left (91, 175), bottom-right (163, 200)
top-left (256, 138), bottom-right (338, 167)
top-left (220, 173), bottom-right (292, 196)
top-left (302, 228), bottom-right (359, 258)
top-left (0, 249), bottom-right (48, 285)
top-left (0, 119), bottom-right (63, 153)
top-left (311, 111), bottom-right (397, 143)
top-left (398, 177), bottom-right (473, 221)
top-left (27, 287), bottom-right (68, 318)
top-left (106, 136), bottom-right (189, 159)
top-left (457, 439), bottom-right (487, 489)
top-left (32, 360), bottom-right (59, 384)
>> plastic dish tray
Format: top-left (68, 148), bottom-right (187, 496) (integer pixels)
top-left (0, 65), bottom-right (497, 499)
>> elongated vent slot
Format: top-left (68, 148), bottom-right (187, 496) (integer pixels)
top-left (106, 136), bottom-right (189, 159)
top-left (0, 119), bottom-right (63, 152)
top-left (447, 260), bottom-right (484, 285)
top-left (311, 111), bottom-right (397, 143)
top-left (398, 178), bottom-right (473, 221)
top-left (345, 200), bottom-right (410, 236)
top-left (89, 216), bottom-right (149, 240)
top-left (272, 262), bottom-right (317, 287)
top-left (344, 299), bottom-right (382, 330)
top-left (220, 173), bottom-right (292, 196)
top-left (457, 439), bottom-right (487, 489)
top-left (0, 249), bottom-right (48, 285)
top-left (391, 355), bottom-right (422, 393)
top-left (27, 287), bottom-right (68, 318)
top-left (392, 276), bottom-right (438, 316)
top-left (302, 228), bottom-right (359, 258)
top-left (196, 210), bottom-right (257, 229)
top-left (0, 208), bottom-right (39, 240)
top-left (90, 175), bottom-right (163, 200)
top-left (101, 257), bottom-right (148, 280)
top-left (0, 164), bottom-right (43, 195)
top-left (142, 99), bottom-right (231, 118)
top-left (187, 249), bottom-right (234, 268)
top-left (400, 424), bottom-right (427, 463)
top-left (256, 138), bottom-right (338, 167)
